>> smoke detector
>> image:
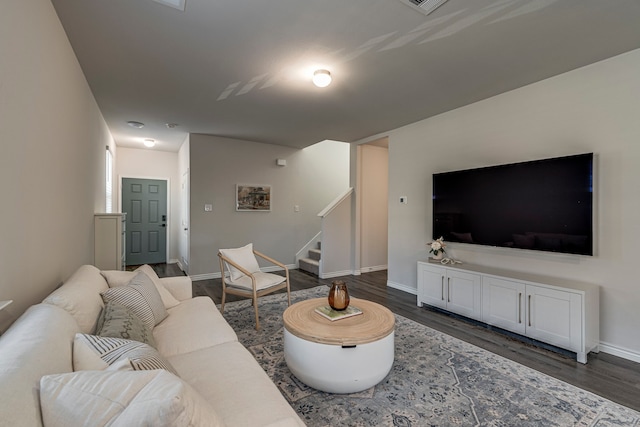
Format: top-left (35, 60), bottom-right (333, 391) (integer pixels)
top-left (399, 0), bottom-right (450, 16)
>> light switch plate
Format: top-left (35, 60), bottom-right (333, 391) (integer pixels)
top-left (400, 196), bottom-right (408, 204)
top-left (204, 204), bottom-right (213, 212)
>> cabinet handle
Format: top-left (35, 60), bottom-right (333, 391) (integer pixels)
top-left (447, 277), bottom-right (451, 303)
top-left (518, 292), bottom-right (522, 324)
top-left (528, 295), bottom-right (532, 327)
top-left (441, 276), bottom-right (445, 301)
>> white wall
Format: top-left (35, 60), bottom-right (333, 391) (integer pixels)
top-left (189, 135), bottom-right (350, 278)
top-left (0, 0), bottom-right (114, 331)
top-left (115, 147), bottom-right (181, 264)
top-left (361, 48), bottom-right (640, 360)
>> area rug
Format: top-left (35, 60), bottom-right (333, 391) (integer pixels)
top-left (219, 286), bottom-right (640, 426)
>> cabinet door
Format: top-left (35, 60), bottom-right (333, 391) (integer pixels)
top-left (482, 277), bottom-right (526, 335)
top-left (417, 263), bottom-right (446, 309)
top-left (526, 286), bottom-right (582, 352)
top-left (446, 270), bottom-right (482, 319)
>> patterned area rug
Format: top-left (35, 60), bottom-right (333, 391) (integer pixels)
top-left (220, 286), bottom-right (640, 426)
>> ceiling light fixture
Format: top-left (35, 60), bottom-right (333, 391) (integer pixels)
top-left (127, 121), bottom-right (145, 129)
top-left (312, 69), bottom-right (332, 88)
top-left (144, 139), bottom-right (156, 148)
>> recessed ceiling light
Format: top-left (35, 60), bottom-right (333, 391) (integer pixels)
top-left (127, 121), bottom-right (145, 129)
top-left (312, 69), bottom-right (332, 88)
top-left (144, 139), bottom-right (156, 148)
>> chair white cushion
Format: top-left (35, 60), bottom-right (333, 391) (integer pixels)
top-left (101, 271), bottom-right (168, 329)
top-left (39, 370), bottom-right (225, 427)
top-left (219, 243), bottom-right (261, 281)
top-left (226, 271), bottom-right (286, 291)
top-left (73, 333), bottom-right (177, 375)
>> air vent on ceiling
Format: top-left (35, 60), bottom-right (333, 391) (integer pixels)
top-left (151, 0), bottom-right (186, 11)
top-left (400, 0), bottom-right (450, 16)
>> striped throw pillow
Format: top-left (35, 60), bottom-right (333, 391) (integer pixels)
top-left (75, 333), bottom-right (177, 375)
top-left (101, 271), bottom-right (167, 330)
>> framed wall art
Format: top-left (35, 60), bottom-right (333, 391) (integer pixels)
top-left (236, 184), bottom-right (271, 211)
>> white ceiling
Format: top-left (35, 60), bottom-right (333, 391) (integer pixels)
top-left (50, 0), bottom-right (640, 151)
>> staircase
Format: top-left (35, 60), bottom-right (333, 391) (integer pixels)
top-left (298, 242), bottom-right (321, 276)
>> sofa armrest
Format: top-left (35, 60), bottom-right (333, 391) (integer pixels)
top-left (159, 276), bottom-right (193, 301)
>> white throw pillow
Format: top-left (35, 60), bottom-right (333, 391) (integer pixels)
top-left (73, 333), bottom-right (177, 375)
top-left (100, 270), bottom-right (136, 287)
top-left (101, 271), bottom-right (168, 329)
top-left (40, 370), bottom-right (225, 427)
top-left (219, 243), bottom-right (261, 281)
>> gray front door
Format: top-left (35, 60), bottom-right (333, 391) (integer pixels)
top-left (122, 178), bottom-right (167, 265)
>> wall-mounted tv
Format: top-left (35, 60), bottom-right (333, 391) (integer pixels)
top-left (433, 153), bottom-right (593, 256)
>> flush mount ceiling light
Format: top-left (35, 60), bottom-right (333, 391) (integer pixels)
top-left (312, 69), bottom-right (332, 88)
top-left (143, 139), bottom-right (156, 148)
top-left (127, 121), bottom-right (145, 129)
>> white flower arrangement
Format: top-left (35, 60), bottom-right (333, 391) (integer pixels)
top-left (428, 237), bottom-right (446, 256)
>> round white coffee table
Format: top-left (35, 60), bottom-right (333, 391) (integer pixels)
top-left (283, 297), bottom-right (395, 394)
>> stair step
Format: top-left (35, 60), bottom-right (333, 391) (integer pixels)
top-left (299, 258), bottom-right (319, 276)
top-left (308, 248), bottom-right (321, 261)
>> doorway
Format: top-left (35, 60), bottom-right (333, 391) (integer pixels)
top-left (357, 138), bottom-right (389, 273)
top-left (122, 178), bottom-right (168, 265)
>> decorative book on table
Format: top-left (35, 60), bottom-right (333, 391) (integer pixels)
top-left (314, 305), bottom-right (363, 321)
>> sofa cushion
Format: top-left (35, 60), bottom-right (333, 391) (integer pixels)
top-left (0, 304), bottom-right (80, 427)
top-left (95, 301), bottom-right (155, 347)
top-left (168, 341), bottom-right (305, 427)
top-left (153, 297), bottom-right (237, 358)
top-left (220, 243), bottom-right (261, 281)
top-left (101, 271), bottom-right (168, 329)
top-left (43, 264), bottom-right (109, 333)
top-left (40, 370), bottom-right (225, 427)
top-left (74, 334), bottom-right (177, 375)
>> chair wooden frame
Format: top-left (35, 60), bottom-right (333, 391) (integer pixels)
top-left (218, 249), bottom-right (291, 330)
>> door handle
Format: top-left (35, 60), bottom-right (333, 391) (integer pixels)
top-left (160, 224), bottom-right (166, 227)
top-left (441, 276), bottom-right (444, 301)
top-left (518, 292), bottom-right (522, 324)
top-left (528, 295), bottom-right (532, 327)
top-left (447, 277), bottom-right (451, 303)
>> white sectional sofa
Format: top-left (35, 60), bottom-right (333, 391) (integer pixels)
top-left (0, 264), bottom-right (305, 426)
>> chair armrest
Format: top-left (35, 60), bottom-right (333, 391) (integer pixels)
top-left (159, 276), bottom-right (192, 301)
top-left (253, 250), bottom-right (288, 271)
top-left (218, 253), bottom-right (256, 277)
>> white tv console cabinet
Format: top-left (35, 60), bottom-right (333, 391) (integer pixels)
top-left (417, 260), bottom-right (599, 364)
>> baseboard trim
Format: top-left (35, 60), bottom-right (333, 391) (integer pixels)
top-left (598, 341), bottom-right (640, 363)
top-left (190, 264), bottom-right (296, 282)
top-left (360, 265), bottom-right (387, 273)
top-left (320, 270), bottom-right (353, 279)
top-left (387, 280), bottom-right (417, 295)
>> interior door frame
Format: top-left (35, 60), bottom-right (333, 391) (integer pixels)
top-left (118, 174), bottom-right (172, 265)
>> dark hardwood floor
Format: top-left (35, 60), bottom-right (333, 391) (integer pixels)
top-left (158, 263), bottom-right (640, 412)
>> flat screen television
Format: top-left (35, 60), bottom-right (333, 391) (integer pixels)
top-left (432, 153), bottom-right (593, 256)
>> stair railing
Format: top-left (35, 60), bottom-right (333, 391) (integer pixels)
top-left (316, 187), bottom-right (353, 278)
